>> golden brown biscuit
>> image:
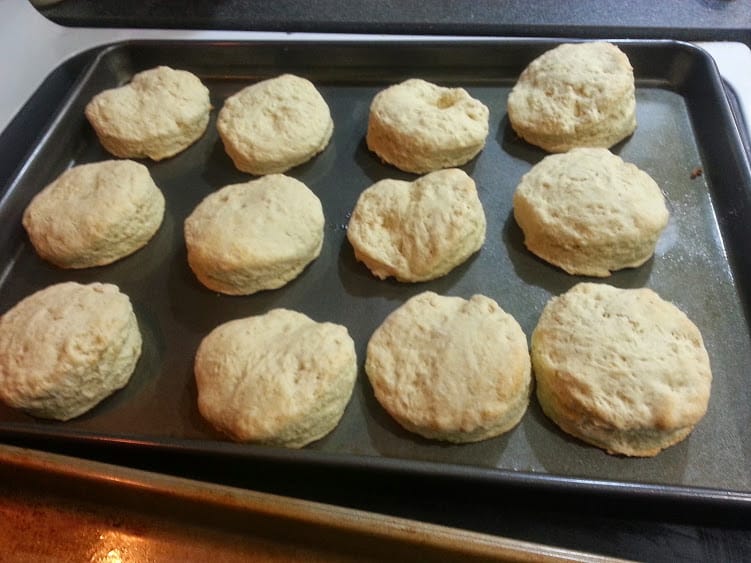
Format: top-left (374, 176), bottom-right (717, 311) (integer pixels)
top-left (366, 291), bottom-right (531, 443)
top-left (195, 309), bottom-right (357, 448)
top-left (217, 74), bottom-right (333, 175)
top-left (184, 174), bottom-right (324, 295)
top-left (23, 160), bottom-right (165, 269)
top-left (85, 66), bottom-right (211, 160)
top-left (366, 79), bottom-right (489, 173)
top-left (0, 282), bottom-right (142, 421)
top-left (532, 283), bottom-right (712, 457)
top-left (513, 148), bottom-right (668, 277)
top-left (347, 168), bottom-right (486, 282)
top-left (507, 42), bottom-right (636, 153)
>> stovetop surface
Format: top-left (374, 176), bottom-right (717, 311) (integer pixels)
top-left (36, 0), bottom-right (751, 46)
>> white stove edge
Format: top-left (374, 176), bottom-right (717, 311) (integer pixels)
top-left (2, 1), bottom-right (750, 144)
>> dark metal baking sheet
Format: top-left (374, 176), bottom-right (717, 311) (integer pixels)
top-left (1, 39), bottom-right (750, 507)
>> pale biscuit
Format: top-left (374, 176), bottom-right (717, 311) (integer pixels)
top-left (366, 78), bottom-right (489, 174)
top-left (532, 283), bottom-right (712, 457)
top-left (0, 282), bottom-right (142, 421)
top-left (85, 66), bottom-right (211, 160)
top-left (195, 309), bottom-right (357, 448)
top-left (347, 168), bottom-right (486, 282)
top-left (513, 148), bottom-right (668, 277)
top-left (184, 174), bottom-right (324, 295)
top-left (22, 160), bottom-right (165, 269)
top-left (366, 292), bottom-right (531, 443)
top-left (217, 74), bottom-right (333, 175)
top-left (507, 42), bottom-right (636, 153)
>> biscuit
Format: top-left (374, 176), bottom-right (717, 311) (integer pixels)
top-left (22, 160), bottom-right (165, 269)
top-left (531, 283), bottom-right (712, 457)
top-left (513, 148), bottom-right (668, 277)
top-left (184, 174), bottom-right (324, 295)
top-left (366, 78), bottom-right (489, 173)
top-left (195, 309), bottom-right (357, 448)
top-left (85, 66), bottom-right (211, 160)
top-left (217, 74), bottom-right (333, 175)
top-left (366, 292), bottom-right (531, 443)
top-left (507, 42), bottom-right (636, 153)
top-left (0, 282), bottom-right (142, 421)
top-left (347, 168), bottom-right (486, 282)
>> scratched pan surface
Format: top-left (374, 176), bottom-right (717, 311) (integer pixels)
top-left (0, 40), bottom-right (749, 505)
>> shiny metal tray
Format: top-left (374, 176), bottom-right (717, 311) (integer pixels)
top-left (0, 444), bottom-right (618, 562)
top-left (0, 39), bottom-right (750, 509)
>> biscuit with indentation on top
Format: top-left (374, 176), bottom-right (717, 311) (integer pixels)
top-left (507, 42), bottom-right (636, 153)
top-left (194, 309), bottom-right (357, 448)
top-left (366, 78), bottom-right (489, 173)
top-left (85, 66), bottom-right (211, 160)
top-left (512, 147), bottom-right (668, 277)
top-left (365, 291), bottom-right (531, 443)
top-left (217, 74), bottom-right (333, 175)
top-left (22, 160), bottom-right (165, 269)
top-left (0, 282), bottom-right (142, 421)
top-left (347, 168), bottom-right (486, 282)
top-left (184, 174), bottom-right (324, 295)
top-left (531, 282), bottom-right (712, 457)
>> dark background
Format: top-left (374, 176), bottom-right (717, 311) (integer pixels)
top-left (38, 0), bottom-right (751, 46)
